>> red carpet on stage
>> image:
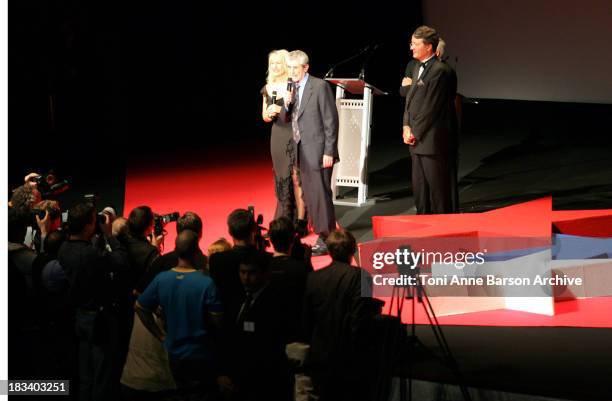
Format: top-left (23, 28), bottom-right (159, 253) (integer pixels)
top-left (124, 142), bottom-right (278, 255)
top-left (124, 141), bottom-right (332, 269)
top-left (125, 145), bottom-right (612, 328)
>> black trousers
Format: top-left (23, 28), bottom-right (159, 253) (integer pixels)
top-left (169, 358), bottom-right (216, 400)
top-left (411, 153), bottom-right (452, 214)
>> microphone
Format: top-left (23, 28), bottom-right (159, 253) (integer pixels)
top-left (325, 44), bottom-right (372, 79)
top-left (359, 43), bottom-right (381, 81)
top-left (271, 90), bottom-right (277, 104)
top-left (286, 78), bottom-right (293, 91)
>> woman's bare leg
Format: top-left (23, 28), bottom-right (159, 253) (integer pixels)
top-left (292, 166), bottom-right (306, 220)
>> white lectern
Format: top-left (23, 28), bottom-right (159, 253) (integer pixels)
top-left (326, 78), bottom-right (386, 207)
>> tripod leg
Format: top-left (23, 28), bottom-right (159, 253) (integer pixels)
top-left (419, 285), bottom-right (473, 401)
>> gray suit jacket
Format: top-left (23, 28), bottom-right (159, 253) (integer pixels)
top-left (290, 75), bottom-right (339, 170)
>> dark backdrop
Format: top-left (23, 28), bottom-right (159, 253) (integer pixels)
top-left (10, 0), bottom-right (423, 193)
top-left (13, 1), bottom-right (611, 213)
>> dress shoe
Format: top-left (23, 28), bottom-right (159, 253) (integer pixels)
top-left (311, 236), bottom-right (328, 256)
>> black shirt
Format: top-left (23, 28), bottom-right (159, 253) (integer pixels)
top-left (58, 236), bottom-right (127, 310)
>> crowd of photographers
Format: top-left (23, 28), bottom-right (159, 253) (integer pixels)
top-left (7, 172), bottom-right (387, 401)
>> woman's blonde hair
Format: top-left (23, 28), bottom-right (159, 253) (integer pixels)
top-left (207, 237), bottom-right (232, 256)
top-left (266, 49), bottom-right (289, 84)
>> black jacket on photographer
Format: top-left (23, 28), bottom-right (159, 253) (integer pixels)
top-left (125, 235), bottom-right (160, 294)
top-left (209, 246), bottom-right (273, 328)
top-left (58, 234), bottom-right (128, 312)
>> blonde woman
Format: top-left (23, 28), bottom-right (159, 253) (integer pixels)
top-left (262, 49), bottom-right (306, 228)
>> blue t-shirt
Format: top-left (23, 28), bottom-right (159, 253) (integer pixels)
top-left (138, 269), bottom-right (222, 360)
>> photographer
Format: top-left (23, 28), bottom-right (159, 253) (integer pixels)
top-left (125, 206), bottom-right (163, 295)
top-left (209, 209), bottom-right (271, 323)
top-left (9, 181), bottom-right (42, 212)
top-left (10, 172), bottom-right (65, 252)
top-left (30, 199), bottom-right (62, 253)
top-left (268, 216), bottom-right (313, 342)
top-left (139, 212), bottom-right (207, 292)
top-left (31, 229), bottom-right (73, 379)
top-left (9, 183), bottom-right (42, 248)
top-left (57, 201), bottom-right (128, 401)
top-left (8, 208), bottom-right (37, 288)
top-left (7, 207), bottom-right (38, 379)
top-left (302, 229), bottom-right (379, 401)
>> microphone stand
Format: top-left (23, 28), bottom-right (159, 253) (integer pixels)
top-left (359, 43), bottom-right (380, 81)
top-left (324, 45), bottom-right (371, 79)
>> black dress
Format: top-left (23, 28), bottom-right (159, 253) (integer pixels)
top-left (262, 86), bottom-right (298, 221)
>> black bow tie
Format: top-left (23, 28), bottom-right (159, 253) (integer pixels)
top-left (420, 62), bottom-right (428, 69)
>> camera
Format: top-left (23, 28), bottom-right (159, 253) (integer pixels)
top-left (154, 212), bottom-right (179, 236)
top-left (96, 207), bottom-right (116, 226)
top-left (30, 200), bottom-right (62, 227)
top-left (29, 171), bottom-right (70, 198)
top-left (30, 206), bottom-right (61, 222)
top-left (83, 194), bottom-right (116, 233)
top-left (248, 205), bottom-right (270, 251)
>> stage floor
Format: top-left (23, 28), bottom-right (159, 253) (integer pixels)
top-left (124, 103), bottom-right (612, 329)
top-left (121, 101), bottom-right (612, 400)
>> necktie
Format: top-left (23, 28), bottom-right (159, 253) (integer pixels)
top-left (418, 62), bottom-right (427, 79)
top-left (292, 85), bottom-right (301, 143)
top-left (236, 291), bottom-right (253, 326)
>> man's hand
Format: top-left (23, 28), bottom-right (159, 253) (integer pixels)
top-left (322, 154), bottom-right (334, 169)
top-left (24, 172), bottom-right (41, 187)
top-left (401, 77), bottom-right (413, 86)
top-left (149, 232), bottom-right (165, 250)
top-left (135, 302), bottom-right (167, 342)
top-left (284, 86), bottom-right (295, 108)
top-left (100, 213), bottom-right (113, 237)
top-left (403, 126), bottom-right (416, 145)
top-left (35, 210), bottom-right (50, 236)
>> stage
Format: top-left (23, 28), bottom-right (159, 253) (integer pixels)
top-left (121, 99), bottom-right (612, 400)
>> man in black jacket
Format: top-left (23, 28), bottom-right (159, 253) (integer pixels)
top-left (58, 201), bottom-right (128, 401)
top-left (302, 229), bottom-right (375, 401)
top-left (126, 206), bottom-right (163, 295)
top-left (209, 209), bottom-right (267, 324)
top-left (225, 250), bottom-right (292, 401)
top-left (268, 216), bottom-right (312, 342)
top-left (403, 26), bottom-right (458, 214)
top-left (138, 211), bottom-right (208, 291)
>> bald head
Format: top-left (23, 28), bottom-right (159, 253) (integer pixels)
top-left (175, 229), bottom-right (200, 264)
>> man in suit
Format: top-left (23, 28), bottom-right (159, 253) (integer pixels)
top-left (285, 50), bottom-right (339, 255)
top-left (223, 250), bottom-right (292, 401)
top-left (268, 216), bottom-right (312, 342)
top-left (209, 209), bottom-right (263, 326)
top-left (302, 229), bottom-right (378, 401)
top-left (403, 26), bottom-right (458, 214)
